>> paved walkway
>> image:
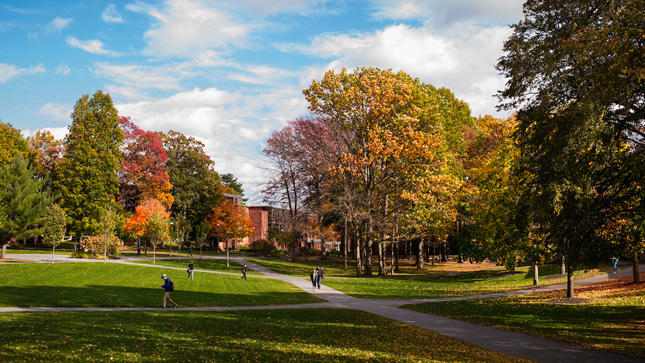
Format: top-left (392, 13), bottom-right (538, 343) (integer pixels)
top-left (2, 253), bottom-right (643, 363)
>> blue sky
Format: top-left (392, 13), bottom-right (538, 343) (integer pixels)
top-left (0, 0), bottom-right (524, 202)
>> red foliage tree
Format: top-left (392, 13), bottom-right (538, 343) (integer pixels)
top-left (119, 117), bottom-right (173, 211)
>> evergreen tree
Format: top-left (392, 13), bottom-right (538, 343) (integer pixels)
top-left (0, 153), bottom-right (50, 258)
top-left (54, 90), bottom-right (124, 238)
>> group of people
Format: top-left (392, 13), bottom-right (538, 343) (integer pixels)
top-left (161, 262), bottom-right (326, 308)
top-left (310, 265), bottom-right (324, 292)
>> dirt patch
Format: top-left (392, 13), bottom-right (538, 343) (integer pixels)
top-left (546, 297), bottom-right (592, 305)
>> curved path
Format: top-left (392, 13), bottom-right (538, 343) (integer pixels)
top-left (2, 253), bottom-right (643, 363)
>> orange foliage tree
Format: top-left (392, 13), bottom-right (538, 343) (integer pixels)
top-left (206, 199), bottom-right (253, 266)
top-left (123, 198), bottom-right (171, 258)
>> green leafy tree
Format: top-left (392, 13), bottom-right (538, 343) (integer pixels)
top-left (43, 203), bottom-right (67, 264)
top-left (98, 206), bottom-right (119, 262)
top-left (221, 173), bottom-right (246, 201)
top-left (161, 130), bottom-right (223, 232)
top-left (147, 210), bottom-right (170, 263)
top-left (193, 222), bottom-right (211, 259)
top-left (54, 90), bottom-right (124, 238)
top-left (497, 0), bottom-right (645, 289)
top-left (0, 153), bottom-right (50, 259)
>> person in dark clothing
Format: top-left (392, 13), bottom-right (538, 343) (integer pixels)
top-left (187, 248), bottom-right (193, 257)
top-left (161, 274), bottom-right (177, 308)
top-left (310, 268), bottom-right (317, 292)
top-left (187, 261), bottom-right (194, 280)
top-left (241, 264), bottom-right (247, 280)
top-left (316, 265), bottom-right (324, 289)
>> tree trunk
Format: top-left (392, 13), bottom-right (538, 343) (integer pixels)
top-left (343, 220), bottom-right (348, 270)
top-left (0, 243), bottom-right (8, 259)
top-left (153, 243), bottom-right (156, 263)
top-left (533, 261), bottom-right (539, 286)
top-left (560, 255), bottom-right (566, 275)
top-left (365, 222), bottom-right (373, 276)
top-left (320, 221), bottom-right (327, 260)
top-left (355, 235), bottom-right (363, 277)
top-left (378, 242), bottom-right (386, 275)
top-left (51, 244), bottom-right (56, 264)
top-left (291, 230), bottom-right (297, 262)
top-left (431, 240), bottom-right (436, 266)
top-left (394, 241), bottom-right (400, 273)
top-left (417, 238), bottom-right (424, 269)
top-left (441, 241), bottom-right (447, 262)
top-left (566, 263), bottom-right (574, 298)
top-left (633, 253), bottom-right (641, 283)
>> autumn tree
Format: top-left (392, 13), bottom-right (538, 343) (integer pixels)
top-left (43, 203), bottom-right (67, 264)
top-left (28, 130), bottom-right (64, 189)
top-left (119, 117), bottom-right (173, 211)
top-left (54, 90), bottom-right (124, 238)
top-left (0, 121), bottom-right (30, 167)
top-left (0, 153), bottom-right (50, 259)
top-left (497, 0), bottom-right (644, 293)
top-left (303, 67), bottom-right (471, 276)
top-left (123, 198), bottom-right (170, 258)
top-left (206, 199), bottom-right (253, 266)
top-left (262, 124), bottom-right (310, 261)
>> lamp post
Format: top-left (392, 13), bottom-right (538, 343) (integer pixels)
top-left (217, 223), bottom-right (220, 255)
top-left (225, 231), bottom-right (230, 267)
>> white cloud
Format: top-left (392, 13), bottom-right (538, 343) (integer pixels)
top-left (66, 36), bottom-right (121, 56)
top-left (55, 63), bottom-right (71, 76)
top-left (92, 62), bottom-right (196, 93)
top-left (289, 24), bottom-right (512, 117)
top-left (36, 102), bottom-right (73, 122)
top-left (44, 17), bottom-right (73, 34)
top-left (127, 0), bottom-right (252, 57)
top-left (115, 86), bottom-right (307, 202)
top-left (0, 63), bottom-right (45, 83)
top-left (22, 127), bottom-right (69, 141)
top-left (102, 4), bottom-right (124, 23)
top-left (369, 0), bottom-right (524, 28)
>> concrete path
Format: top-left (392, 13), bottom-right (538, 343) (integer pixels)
top-left (2, 253), bottom-right (643, 363)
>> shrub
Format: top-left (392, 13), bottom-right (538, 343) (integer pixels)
top-left (80, 235), bottom-right (123, 257)
top-left (249, 239), bottom-right (275, 256)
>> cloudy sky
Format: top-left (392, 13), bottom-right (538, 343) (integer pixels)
top-left (0, 0), bottom-right (524, 203)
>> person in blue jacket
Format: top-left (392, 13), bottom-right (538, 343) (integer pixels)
top-left (161, 274), bottom-right (178, 308)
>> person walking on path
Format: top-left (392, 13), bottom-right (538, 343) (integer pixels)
top-left (187, 248), bottom-right (192, 257)
top-left (241, 264), bottom-right (248, 280)
top-left (187, 261), bottom-right (194, 280)
top-left (310, 268), bottom-right (318, 292)
top-left (612, 257), bottom-right (619, 272)
top-left (161, 274), bottom-right (178, 309)
top-left (316, 265), bottom-right (324, 289)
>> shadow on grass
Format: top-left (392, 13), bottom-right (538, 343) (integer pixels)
top-left (0, 309), bottom-right (530, 362)
top-left (0, 285), bottom-right (318, 308)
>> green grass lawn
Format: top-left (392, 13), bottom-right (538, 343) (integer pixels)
top-left (249, 257), bottom-right (605, 300)
top-left (403, 273), bottom-right (645, 358)
top-left (0, 309), bottom-right (530, 363)
top-left (246, 256), bottom-right (505, 278)
top-left (323, 265), bottom-right (605, 299)
top-left (135, 258), bottom-right (263, 275)
top-left (0, 263), bottom-right (321, 307)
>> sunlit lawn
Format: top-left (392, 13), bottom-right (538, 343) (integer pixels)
top-left (249, 257), bottom-right (606, 299)
top-left (135, 257), bottom-right (263, 276)
top-left (246, 256), bottom-right (504, 278)
top-left (404, 273), bottom-right (645, 358)
top-left (0, 263), bottom-right (321, 307)
top-left (0, 309), bottom-right (531, 363)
